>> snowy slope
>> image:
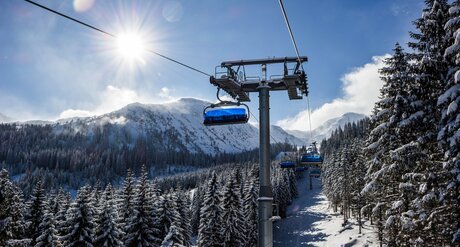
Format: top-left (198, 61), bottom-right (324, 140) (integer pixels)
top-left (274, 175), bottom-right (378, 246)
top-left (286, 112), bottom-right (367, 144)
top-left (0, 112), bottom-right (13, 123)
top-left (46, 98), bottom-right (305, 154)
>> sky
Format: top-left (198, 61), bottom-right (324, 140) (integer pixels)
top-left (0, 0), bottom-right (424, 130)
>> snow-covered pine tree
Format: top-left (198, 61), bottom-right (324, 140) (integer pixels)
top-left (437, 0), bottom-right (460, 244)
top-left (175, 189), bottom-right (191, 246)
top-left (197, 172), bottom-right (222, 247)
top-left (404, 1), bottom-right (451, 245)
top-left (190, 186), bottom-right (203, 236)
top-left (0, 169), bottom-right (30, 246)
top-left (242, 179), bottom-right (258, 247)
top-left (34, 208), bottom-right (61, 247)
top-left (27, 180), bottom-right (46, 246)
top-left (376, 43), bottom-right (417, 246)
top-left (340, 146), bottom-right (351, 224)
top-left (160, 225), bottom-right (185, 247)
top-left (60, 185), bottom-right (95, 246)
top-left (124, 165), bottom-right (161, 247)
top-left (94, 184), bottom-right (123, 247)
top-left (54, 190), bottom-right (71, 238)
top-left (220, 171), bottom-right (244, 247)
top-left (118, 168), bottom-right (135, 236)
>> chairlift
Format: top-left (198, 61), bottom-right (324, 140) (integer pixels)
top-left (300, 142), bottom-right (323, 166)
top-left (295, 166), bottom-right (305, 172)
top-left (203, 89), bottom-right (249, 126)
top-left (279, 161), bottom-right (296, 169)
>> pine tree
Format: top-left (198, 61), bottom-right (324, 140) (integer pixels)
top-left (60, 185), bottom-right (95, 247)
top-left (160, 225), bottom-right (185, 247)
top-left (175, 189), bottom-right (191, 246)
top-left (437, 0), bottom-right (460, 244)
top-left (27, 180), bottom-right (46, 246)
top-left (197, 173), bottom-right (222, 247)
top-left (405, 1), bottom-right (451, 245)
top-left (190, 186), bottom-right (203, 236)
top-left (94, 184), bottom-right (123, 247)
top-left (242, 179), bottom-right (258, 247)
top-left (118, 168), bottom-right (135, 235)
top-left (0, 169), bottom-right (30, 246)
top-left (9, 186), bottom-right (27, 243)
top-left (220, 172), bottom-right (244, 247)
top-left (34, 208), bottom-right (61, 247)
top-left (124, 165), bottom-right (161, 247)
top-left (54, 190), bottom-right (71, 238)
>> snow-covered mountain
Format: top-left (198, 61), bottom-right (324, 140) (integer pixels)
top-left (48, 98), bottom-right (304, 154)
top-left (286, 112), bottom-right (367, 144)
top-left (0, 112), bottom-right (13, 123)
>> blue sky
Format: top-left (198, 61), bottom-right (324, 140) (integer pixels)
top-left (0, 0), bottom-right (423, 130)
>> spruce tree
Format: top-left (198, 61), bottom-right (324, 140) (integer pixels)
top-left (220, 172), bottom-right (244, 247)
top-left (60, 185), bottom-right (95, 247)
top-left (197, 173), bottom-right (222, 247)
top-left (34, 208), bottom-right (61, 247)
top-left (118, 168), bottom-right (135, 235)
top-left (437, 0), bottom-right (460, 244)
top-left (124, 165), bottom-right (161, 247)
top-left (27, 180), bottom-right (46, 246)
top-left (405, 1), bottom-right (451, 244)
top-left (242, 179), bottom-right (258, 247)
top-left (94, 184), bottom-right (123, 247)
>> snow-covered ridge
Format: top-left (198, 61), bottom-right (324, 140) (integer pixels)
top-left (13, 98), bottom-right (305, 154)
top-left (0, 112), bottom-right (13, 123)
top-left (286, 112), bottom-right (367, 144)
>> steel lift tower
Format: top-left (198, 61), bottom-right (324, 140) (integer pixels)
top-left (209, 56), bottom-right (308, 247)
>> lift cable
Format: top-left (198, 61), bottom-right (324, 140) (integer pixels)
top-left (278, 0), bottom-right (314, 142)
top-left (306, 96), bottom-right (313, 141)
top-left (23, 0), bottom-right (212, 77)
top-left (278, 0), bottom-right (304, 71)
top-left (249, 112), bottom-right (281, 145)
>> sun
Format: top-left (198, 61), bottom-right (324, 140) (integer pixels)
top-left (115, 32), bottom-right (146, 63)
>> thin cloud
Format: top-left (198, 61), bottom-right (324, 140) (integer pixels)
top-left (277, 55), bottom-right (389, 131)
top-left (58, 85), bottom-right (177, 119)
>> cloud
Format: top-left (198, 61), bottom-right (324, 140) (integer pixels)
top-left (277, 55), bottom-right (389, 131)
top-left (58, 85), bottom-right (177, 119)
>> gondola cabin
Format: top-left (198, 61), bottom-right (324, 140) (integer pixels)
top-left (279, 161), bottom-right (296, 169)
top-left (203, 107), bottom-right (248, 126)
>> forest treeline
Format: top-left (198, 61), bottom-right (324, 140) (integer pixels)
top-left (0, 122), bottom-right (296, 194)
top-left (0, 161), bottom-right (297, 247)
top-left (320, 1), bottom-right (459, 246)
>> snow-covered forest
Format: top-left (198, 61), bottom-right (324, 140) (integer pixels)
top-left (0, 162), bottom-right (297, 246)
top-left (320, 0), bottom-right (460, 245)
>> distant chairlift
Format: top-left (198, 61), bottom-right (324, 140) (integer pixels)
top-left (295, 166), bottom-right (305, 172)
top-left (300, 142), bottom-right (323, 166)
top-left (279, 152), bottom-right (296, 169)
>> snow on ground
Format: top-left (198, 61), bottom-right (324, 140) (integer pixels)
top-left (274, 174), bottom-right (378, 247)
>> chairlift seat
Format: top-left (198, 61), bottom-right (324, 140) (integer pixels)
top-left (295, 166), bottom-right (305, 172)
top-left (300, 154), bottom-right (323, 165)
top-left (279, 161), bottom-right (296, 168)
top-left (203, 108), bottom-right (248, 126)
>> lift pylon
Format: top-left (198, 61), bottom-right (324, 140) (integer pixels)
top-left (208, 56), bottom-right (308, 247)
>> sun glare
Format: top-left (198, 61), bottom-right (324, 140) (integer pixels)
top-left (116, 33), bottom-right (146, 63)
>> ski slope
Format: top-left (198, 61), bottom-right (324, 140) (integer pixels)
top-left (273, 174), bottom-right (378, 247)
